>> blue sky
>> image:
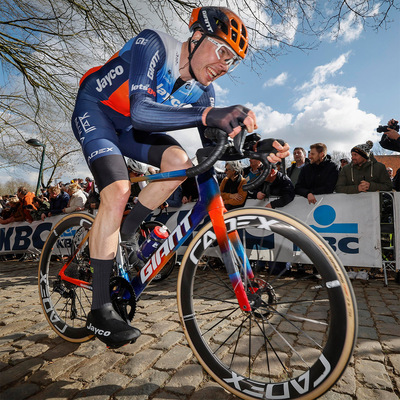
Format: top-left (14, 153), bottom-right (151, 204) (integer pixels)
top-left (168, 13), bottom-right (399, 165)
top-left (1, 3), bottom-right (399, 186)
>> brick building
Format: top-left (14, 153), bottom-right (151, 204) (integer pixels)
top-left (374, 155), bottom-right (400, 173)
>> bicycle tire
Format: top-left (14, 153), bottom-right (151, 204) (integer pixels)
top-left (38, 213), bottom-right (95, 342)
top-left (139, 221), bottom-right (176, 281)
top-left (177, 207), bottom-right (357, 400)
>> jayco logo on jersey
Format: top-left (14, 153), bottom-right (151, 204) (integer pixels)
top-left (310, 205), bottom-right (359, 254)
top-left (202, 10), bottom-right (213, 32)
top-left (157, 83), bottom-right (183, 107)
top-left (147, 51), bottom-right (160, 80)
top-left (95, 65), bottom-right (124, 92)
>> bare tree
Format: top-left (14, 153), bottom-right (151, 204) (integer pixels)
top-left (0, 0), bottom-right (398, 182)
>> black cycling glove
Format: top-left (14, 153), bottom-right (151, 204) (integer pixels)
top-left (205, 105), bottom-right (250, 134)
top-left (256, 138), bottom-right (286, 155)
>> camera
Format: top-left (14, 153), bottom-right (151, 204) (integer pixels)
top-left (376, 120), bottom-right (399, 133)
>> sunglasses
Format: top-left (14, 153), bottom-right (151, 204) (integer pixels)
top-left (207, 37), bottom-right (241, 72)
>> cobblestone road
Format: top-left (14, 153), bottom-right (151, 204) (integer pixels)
top-left (0, 260), bottom-right (399, 400)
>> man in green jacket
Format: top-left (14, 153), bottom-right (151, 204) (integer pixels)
top-left (335, 141), bottom-right (392, 193)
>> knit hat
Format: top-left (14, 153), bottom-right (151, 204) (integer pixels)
top-left (351, 140), bottom-right (373, 159)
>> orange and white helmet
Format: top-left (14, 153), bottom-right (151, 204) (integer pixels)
top-left (189, 7), bottom-right (248, 59)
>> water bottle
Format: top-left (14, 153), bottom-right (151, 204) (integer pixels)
top-left (137, 225), bottom-right (169, 262)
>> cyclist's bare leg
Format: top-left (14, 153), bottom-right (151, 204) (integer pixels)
top-left (137, 145), bottom-right (192, 208)
top-left (86, 179), bottom-right (141, 347)
top-left (90, 179), bottom-right (131, 260)
top-left (121, 146), bottom-right (192, 240)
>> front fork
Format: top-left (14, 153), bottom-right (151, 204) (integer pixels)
top-left (208, 205), bottom-right (254, 312)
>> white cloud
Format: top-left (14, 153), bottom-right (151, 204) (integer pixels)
top-left (286, 53), bottom-right (381, 154)
top-left (301, 52), bottom-right (350, 89)
top-left (263, 72), bottom-right (288, 87)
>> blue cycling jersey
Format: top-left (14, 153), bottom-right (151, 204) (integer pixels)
top-left (73, 29), bottom-right (215, 167)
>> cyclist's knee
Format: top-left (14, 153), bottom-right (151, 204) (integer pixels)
top-left (99, 180), bottom-right (131, 212)
top-left (161, 146), bottom-right (191, 172)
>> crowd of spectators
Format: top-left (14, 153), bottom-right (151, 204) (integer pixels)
top-left (0, 177), bottom-right (99, 225)
top-left (1, 120), bottom-right (399, 226)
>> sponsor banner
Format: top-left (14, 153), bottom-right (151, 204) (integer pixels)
top-left (149, 193), bottom-right (382, 268)
top-left (394, 192), bottom-right (400, 270)
top-left (0, 214), bottom-right (81, 255)
top-left (0, 193), bottom-right (388, 269)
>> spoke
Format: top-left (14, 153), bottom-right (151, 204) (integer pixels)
top-left (252, 313), bottom-right (291, 376)
top-left (275, 298), bottom-right (329, 306)
top-left (266, 319), bottom-right (311, 368)
top-left (201, 306), bottom-right (241, 336)
top-left (268, 303), bottom-right (324, 349)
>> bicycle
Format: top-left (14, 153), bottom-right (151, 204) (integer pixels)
top-left (38, 128), bottom-right (358, 400)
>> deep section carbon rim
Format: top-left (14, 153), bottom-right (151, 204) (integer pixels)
top-left (178, 208), bottom-right (357, 400)
top-left (38, 213), bottom-right (94, 342)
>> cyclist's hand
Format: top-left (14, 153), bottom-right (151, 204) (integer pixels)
top-left (267, 140), bottom-right (290, 163)
top-left (203, 105), bottom-right (257, 137)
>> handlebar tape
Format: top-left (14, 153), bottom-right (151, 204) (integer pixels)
top-left (186, 128), bottom-right (228, 178)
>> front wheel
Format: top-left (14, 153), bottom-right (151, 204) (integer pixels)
top-left (177, 207), bottom-right (357, 400)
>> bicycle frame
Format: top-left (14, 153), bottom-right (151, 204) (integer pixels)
top-left (127, 167), bottom-right (253, 311)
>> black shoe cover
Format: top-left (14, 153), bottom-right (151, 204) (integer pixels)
top-left (86, 303), bottom-right (141, 348)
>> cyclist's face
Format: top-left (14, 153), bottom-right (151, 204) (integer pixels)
top-left (190, 34), bottom-right (233, 86)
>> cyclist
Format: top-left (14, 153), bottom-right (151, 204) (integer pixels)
top-left (71, 6), bottom-right (290, 348)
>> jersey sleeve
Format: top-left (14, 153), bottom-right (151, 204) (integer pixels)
top-left (194, 85), bottom-right (216, 147)
top-left (128, 29), bottom-right (207, 132)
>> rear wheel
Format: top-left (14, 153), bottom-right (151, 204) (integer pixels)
top-left (177, 208), bottom-right (357, 400)
top-left (38, 213), bottom-right (95, 342)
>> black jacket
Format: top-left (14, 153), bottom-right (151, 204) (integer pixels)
top-left (295, 159), bottom-right (339, 197)
top-left (379, 134), bottom-right (400, 152)
top-left (260, 171), bottom-right (295, 209)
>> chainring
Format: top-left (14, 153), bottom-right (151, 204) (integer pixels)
top-left (109, 276), bottom-right (137, 323)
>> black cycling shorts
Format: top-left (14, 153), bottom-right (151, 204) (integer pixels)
top-left (72, 95), bottom-right (182, 192)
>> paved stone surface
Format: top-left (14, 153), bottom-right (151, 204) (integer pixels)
top-left (1, 260), bottom-right (399, 399)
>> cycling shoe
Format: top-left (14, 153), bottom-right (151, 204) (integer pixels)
top-left (86, 303), bottom-right (141, 348)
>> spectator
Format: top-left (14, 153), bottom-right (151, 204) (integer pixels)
top-left (14, 187), bottom-right (37, 223)
top-left (295, 143), bottom-right (339, 204)
top-left (63, 183), bottom-right (87, 213)
top-left (286, 147), bottom-right (309, 187)
top-left (256, 166), bottom-right (295, 209)
top-left (393, 169), bottom-right (400, 191)
top-left (161, 185), bottom-right (183, 209)
top-left (243, 159), bottom-right (264, 199)
top-left (387, 167), bottom-right (394, 181)
top-left (335, 141), bottom-right (393, 193)
top-left (181, 177), bottom-right (198, 204)
top-left (30, 197), bottom-right (50, 221)
top-left (84, 177), bottom-right (94, 194)
top-left (41, 185), bottom-right (70, 220)
top-left (85, 183), bottom-right (100, 211)
top-left (220, 161), bottom-right (247, 210)
top-left (379, 118), bottom-right (400, 152)
top-left (0, 196), bottom-right (20, 224)
top-left (339, 158), bottom-right (350, 170)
